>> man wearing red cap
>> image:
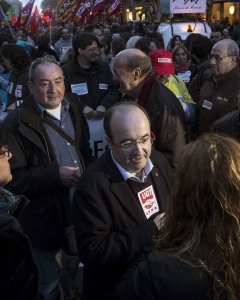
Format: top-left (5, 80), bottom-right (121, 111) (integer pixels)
top-left (113, 48), bottom-right (188, 168)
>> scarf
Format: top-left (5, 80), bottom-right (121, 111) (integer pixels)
top-left (0, 187), bottom-right (15, 212)
top-left (174, 60), bottom-right (191, 73)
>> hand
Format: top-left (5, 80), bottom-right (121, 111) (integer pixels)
top-left (153, 212), bottom-right (165, 229)
top-left (59, 166), bottom-right (80, 188)
top-left (83, 106), bottom-right (94, 120)
top-left (94, 105), bottom-right (106, 120)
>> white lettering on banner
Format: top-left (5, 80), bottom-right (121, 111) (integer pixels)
top-left (87, 119), bottom-right (108, 158)
top-left (112, 0), bottom-right (120, 10)
top-left (170, 0), bottom-right (206, 13)
top-left (138, 185), bottom-right (159, 219)
top-left (71, 83), bottom-right (88, 95)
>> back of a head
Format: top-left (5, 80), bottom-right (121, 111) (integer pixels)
top-left (190, 36), bottom-right (212, 60)
top-left (135, 37), bottom-right (153, 55)
top-left (1, 43), bottom-right (30, 70)
top-left (156, 133), bottom-right (240, 299)
top-left (114, 48), bottom-right (152, 78)
top-left (126, 35), bottom-right (142, 49)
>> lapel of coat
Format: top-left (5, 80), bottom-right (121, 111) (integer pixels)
top-left (104, 152), bottom-right (147, 223)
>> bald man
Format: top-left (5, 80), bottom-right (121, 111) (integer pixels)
top-left (113, 48), bottom-right (188, 168)
top-left (198, 39), bottom-right (240, 134)
top-left (72, 102), bottom-right (172, 300)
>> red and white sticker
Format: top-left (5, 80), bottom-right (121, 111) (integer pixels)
top-left (138, 185), bottom-right (159, 219)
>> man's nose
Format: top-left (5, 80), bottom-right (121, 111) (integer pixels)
top-left (48, 82), bottom-right (57, 93)
top-left (132, 142), bottom-right (143, 154)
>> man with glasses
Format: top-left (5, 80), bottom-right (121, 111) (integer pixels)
top-left (113, 48), bottom-right (188, 168)
top-left (62, 33), bottom-right (119, 120)
top-left (198, 38), bottom-right (240, 134)
top-left (72, 102), bottom-right (172, 300)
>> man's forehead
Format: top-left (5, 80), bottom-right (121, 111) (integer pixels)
top-left (211, 43), bottom-right (227, 54)
top-left (34, 63), bottom-right (63, 79)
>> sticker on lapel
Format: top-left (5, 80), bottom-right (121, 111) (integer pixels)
top-left (71, 83), bottom-right (88, 95)
top-left (202, 100), bottom-right (212, 110)
top-left (138, 185), bottom-right (159, 219)
top-left (99, 83), bottom-right (108, 90)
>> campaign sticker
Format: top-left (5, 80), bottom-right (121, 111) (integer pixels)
top-left (138, 185), bottom-right (159, 219)
top-left (202, 100), bottom-right (213, 110)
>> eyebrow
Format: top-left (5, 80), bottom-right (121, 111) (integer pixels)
top-left (119, 133), bottom-right (150, 143)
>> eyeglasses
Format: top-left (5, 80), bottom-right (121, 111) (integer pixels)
top-left (110, 132), bottom-right (156, 150)
top-left (0, 145), bottom-right (12, 159)
top-left (209, 54), bottom-right (232, 62)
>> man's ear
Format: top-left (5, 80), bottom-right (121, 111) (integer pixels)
top-left (133, 68), bottom-right (142, 81)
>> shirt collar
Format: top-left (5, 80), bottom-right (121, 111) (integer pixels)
top-left (34, 97), bottom-right (70, 119)
top-left (111, 151), bottom-right (153, 183)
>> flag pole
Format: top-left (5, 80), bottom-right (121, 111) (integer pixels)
top-left (0, 5), bottom-right (14, 39)
top-left (26, 4), bottom-right (34, 32)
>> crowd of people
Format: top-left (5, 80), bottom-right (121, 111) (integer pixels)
top-left (0, 18), bottom-right (240, 300)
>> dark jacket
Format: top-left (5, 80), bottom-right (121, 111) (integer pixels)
top-left (198, 65), bottom-right (240, 134)
top-left (1, 93), bottom-right (93, 251)
top-left (0, 189), bottom-right (38, 300)
top-left (137, 75), bottom-right (187, 168)
top-left (62, 57), bottom-right (120, 110)
top-left (115, 251), bottom-right (213, 300)
top-left (72, 149), bottom-right (172, 300)
top-left (188, 58), bottom-right (212, 103)
top-left (212, 110), bottom-right (240, 141)
top-left (7, 65), bottom-right (30, 107)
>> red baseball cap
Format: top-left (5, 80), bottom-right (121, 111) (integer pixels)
top-left (150, 49), bottom-right (175, 75)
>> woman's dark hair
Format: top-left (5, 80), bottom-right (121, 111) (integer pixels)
top-left (170, 35), bottom-right (182, 49)
top-left (1, 43), bottom-right (30, 70)
top-left (156, 133), bottom-right (240, 300)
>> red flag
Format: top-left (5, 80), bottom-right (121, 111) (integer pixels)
top-left (30, 7), bottom-right (41, 36)
top-left (16, 0), bottom-right (35, 27)
top-left (42, 5), bottom-right (53, 21)
top-left (72, 0), bottom-right (91, 24)
top-left (92, 0), bottom-right (106, 18)
top-left (106, 0), bottom-right (121, 17)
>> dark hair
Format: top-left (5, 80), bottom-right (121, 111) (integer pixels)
top-left (170, 35), bottom-right (182, 49)
top-left (156, 133), bottom-right (240, 300)
top-left (84, 24), bottom-right (102, 33)
top-left (190, 36), bottom-right (212, 59)
top-left (36, 34), bottom-right (50, 50)
top-left (135, 37), bottom-right (155, 55)
top-left (29, 56), bottom-right (60, 82)
top-left (111, 38), bottom-right (125, 57)
top-left (0, 33), bottom-right (12, 48)
top-left (104, 102), bottom-right (150, 139)
top-left (72, 33), bottom-right (99, 55)
top-left (1, 43), bottom-right (30, 70)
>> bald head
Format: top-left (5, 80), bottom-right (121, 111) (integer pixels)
top-left (114, 48), bottom-right (152, 74)
top-left (104, 102), bottom-right (152, 177)
top-left (113, 49), bottom-right (152, 97)
top-left (211, 39), bottom-right (239, 76)
top-left (213, 38), bottom-right (239, 57)
top-left (104, 102), bottom-right (150, 139)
